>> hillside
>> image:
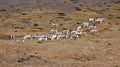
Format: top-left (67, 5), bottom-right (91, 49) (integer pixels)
top-left (0, 0), bottom-right (120, 11)
top-left (0, 0), bottom-right (120, 67)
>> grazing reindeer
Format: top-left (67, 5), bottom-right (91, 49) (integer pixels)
top-left (8, 35), bottom-right (15, 40)
top-left (38, 36), bottom-right (48, 41)
top-left (50, 29), bottom-right (58, 34)
top-left (88, 25), bottom-right (97, 30)
top-left (62, 30), bottom-right (69, 35)
top-left (95, 18), bottom-right (105, 23)
top-left (23, 35), bottom-right (31, 40)
top-left (50, 35), bottom-right (59, 40)
top-left (57, 34), bottom-right (68, 39)
top-left (70, 34), bottom-right (79, 40)
top-left (50, 22), bottom-right (58, 28)
top-left (89, 18), bottom-right (94, 23)
top-left (16, 39), bottom-right (25, 43)
top-left (82, 22), bottom-right (89, 27)
top-left (76, 31), bottom-right (87, 37)
top-left (90, 29), bottom-right (98, 35)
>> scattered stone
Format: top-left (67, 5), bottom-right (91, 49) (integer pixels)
top-left (108, 43), bottom-right (112, 45)
top-left (115, 22), bottom-right (119, 25)
top-left (76, 22), bottom-right (81, 24)
top-left (96, 40), bottom-right (99, 43)
top-left (34, 23), bottom-right (39, 27)
top-left (14, 30), bottom-right (18, 32)
top-left (114, 65), bottom-right (119, 67)
top-left (17, 57), bottom-right (30, 63)
top-left (37, 41), bottom-right (42, 44)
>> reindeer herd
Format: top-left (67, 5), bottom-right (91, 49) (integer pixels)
top-left (9, 18), bottom-right (105, 43)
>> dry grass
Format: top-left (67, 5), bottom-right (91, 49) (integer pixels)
top-left (0, 38), bottom-right (120, 67)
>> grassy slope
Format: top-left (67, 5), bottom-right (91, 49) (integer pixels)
top-left (0, 2), bottom-right (120, 67)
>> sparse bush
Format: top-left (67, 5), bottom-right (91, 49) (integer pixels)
top-left (116, 17), bottom-right (120, 19)
top-left (71, 0), bottom-right (79, 3)
top-left (96, 11), bottom-right (104, 14)
top-left (59, 23), bottom-right (64, 26)
top-left (98, 5), bottom-right (102, 7)
top-left (76, 22), bottom-right (80, 24)
top-left (62, 28), bottom-right (68, 30)
top-left (64, 18), bottom-right (72, 21)
top-left (63, 1), bottom-right (67, 3)
top-left (44, 3), bottom-right (46, 5)
top-left (115, 1), bottom-right (120, 4)
top-left (102, 9), bottom-right (106, 12)
top-left (1, 19), bottom-right (5, 21)
top-left (74, 7), bottom-right (82, 11)
top-left (32, 30), bottom-right (37, 32)
top-left (0, 9), bottom-right (7, 12)
top-left (0, 34), bottom-right (9, 40)
top-left (96, 40), bottom-right (99, 43)
top-left (108, 43), bottom-right (112, 45)
top-left (103, 2), bottom-right (107, 4)
top-left (39, 16), bottom-right (42, 18)
top-left (14, 27), bottom-right (24, 29)
top-left (107, 5), bottom-right (111, 7)
top-left (21, 19), bottom-right (30, 26)
top-left (57, 13), bottom-right (66, 16)
top-left (79, 4), bottom-right (83, 7)
top-left (110, 1), bottom-right (114, 2)
top-left (21, 12), bottom-right (27, 15)
top-left (15, 7), bottom-right (21, 11)
top-left (34, 23), bottom-right (39, 27)
top-left (115, 22), bottom-right (119, 25)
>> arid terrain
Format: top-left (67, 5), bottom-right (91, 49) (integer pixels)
top-left (0, 0), bottom-right (120, 67)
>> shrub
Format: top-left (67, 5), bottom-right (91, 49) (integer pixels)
top-left (74, 7), bottom-right (82, 11)
top-left (71, 0), bottom-right (79, 3)
top-left (57, 13), bottom-right (66, 16)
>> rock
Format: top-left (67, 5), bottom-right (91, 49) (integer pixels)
top-left (17, 57), bottom-right (30, 63)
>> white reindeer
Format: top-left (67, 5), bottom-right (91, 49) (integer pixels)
top-left (50, 35), bottom-right (58, 40)
top-left (16, 39), bottom-right (25, 43)
top-left (82, 22), bottom-right (89, 27)
top-left (89, 18), bottom-right (94, 23)
top-left (95, 18), bottom-right (105, 23)
top-left (76, 31), bottom-right (87, 36)
top-left (50, 29), bottom-right (58, 34)
top-left (77, 26), bottom-right (82, 31)
top-left (32, 35), bottom-right (39, 39)
top-left (88, 25), bottom-right (96, 30)
top-left (51, 22), bottom-right (58, 28)
top-left (57, 34), bottom-right (67, 39)
top-left (55, 31), bottom-right (63, 35)
top-left (71, 30), bottom-right (77, 35)
top-left (90, 29), bottom-right (98, 35)
top-left (23, 35), bottom-right (31, 40)
top-left (62, 30), bottom-right (69, 35)
top-left (70, 34), bottom-right (79, 40)
top-left (38, 36), bottom-right (48, 41)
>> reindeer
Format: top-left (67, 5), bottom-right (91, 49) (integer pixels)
top-left (8, 35), bottom-right (15, 40)
top-left (16, 39), bottom-right (25, 43)
top-left (95, 18), bottom-right (105, 23)
top-left (82, 22), bottom-right (89, 27)
top-left (50, 22), bottom-right (58, 28)
top-left (50, 29), bottom-right (58, 34)
top-left (23, 35), bottom-right (31, 40)
top-left (90, 29), bottom-right (98, 35)
top-left (89, 18), bottom-right (94, 23)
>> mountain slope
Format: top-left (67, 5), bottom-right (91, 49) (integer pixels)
top-left (0, 0), bottom-right (119, 11)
